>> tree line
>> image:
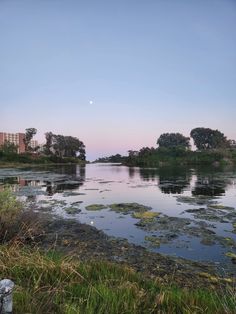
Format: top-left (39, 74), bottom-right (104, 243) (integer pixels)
top-left (157, 127), bottom-right (235, 151)
top-left (0, 128), bottom-right (86, 161)
top-left (97, 127), bottom-right (236, 166)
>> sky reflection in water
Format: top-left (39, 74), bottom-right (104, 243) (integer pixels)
top-left (0, 163), bottom-right (236, 272)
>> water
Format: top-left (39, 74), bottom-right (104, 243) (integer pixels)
top-left (0, 163), bottom-right (236, 271)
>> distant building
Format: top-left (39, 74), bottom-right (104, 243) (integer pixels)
top-left (30, 140), bottom-right (39, 150)
top-left (0, 132), bottom-right (26, 153)
top-left (0, 132), bottom-right (39, 153)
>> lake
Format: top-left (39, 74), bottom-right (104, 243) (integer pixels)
top-left (0, 163), bottom-right (236, 273)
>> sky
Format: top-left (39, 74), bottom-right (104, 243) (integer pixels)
top-left (0, 0), bottom-right (236, 160)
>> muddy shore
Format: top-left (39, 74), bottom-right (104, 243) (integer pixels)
top-left (30, 211), bottom-right (234, 290)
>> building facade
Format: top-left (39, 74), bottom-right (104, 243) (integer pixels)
top-left (0, 132), bottom-right (26, 153)
top-left (29, 140), bottom-right (39, 150)
top-left (0, 132), bottom-right (39, 153)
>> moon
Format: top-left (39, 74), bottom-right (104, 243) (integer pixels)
top-left (89, 100), bottom-right (93, 105)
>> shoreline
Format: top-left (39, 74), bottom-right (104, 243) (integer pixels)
top-left (33, 211), bottom-right (234, 290)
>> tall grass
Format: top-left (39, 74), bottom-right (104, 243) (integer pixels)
top-left (0, 243), bottom-right (235, 314)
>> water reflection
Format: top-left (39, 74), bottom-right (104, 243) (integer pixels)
top-left (1, 165), bottom-right (235, 200)
top-left (137, 167), bottom-right (191, 194)
top-left (45, 165), bottom-right (86, 196)
top-left (129, 166), bottom-right (236, 196)
top-left (0, 165), bottom-right (86, 197)
top-left (139, 168), bottom-right (158, 181)
top-left (0, 163), bottom-right (236, 267)
top-left (191, 168), bottom-right (233, 196)
top-left (158, 167), bottom-right (191, 194)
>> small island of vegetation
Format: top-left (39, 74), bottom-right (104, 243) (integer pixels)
top-left (95, 127), bottom-right (236, 167)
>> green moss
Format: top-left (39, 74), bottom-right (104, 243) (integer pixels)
top-left (132, 211), bottom-right (160, 220)
top-left (232, 223), bottom-right (236, 233)
top-left (198, 272), bottom-right (219, 283)
top-left (223, 238), bottom-right (235, 246)
top-left (64, 207), bottom-right (81, 214)
top-left (85, 204), bottom-right (108, 211)
top-left (144, 236), bottom-right (161, 247)
top-left (225, 252), bottom-right (236, 259)
top-left (109, 203), bottom-right (151, 214)
top-left (208, 205), bottom-right (235, 210)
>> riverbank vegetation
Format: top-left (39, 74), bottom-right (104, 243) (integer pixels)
top-left (0, 189), bottom-right (236, 313)
top-left (0, 128), bottom-right (86, 165)
top-left (0, 152), bottom-right (86, 167)
top-left (96, 128), bottom-right (236, 167)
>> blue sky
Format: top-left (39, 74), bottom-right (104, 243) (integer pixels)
top-left (0, 0), bottom-right (236, 160)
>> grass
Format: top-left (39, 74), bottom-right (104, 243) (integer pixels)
top-left (0, 243), bottom-right (235, 314)
top-left (0, 190), bottom-right (235, 313)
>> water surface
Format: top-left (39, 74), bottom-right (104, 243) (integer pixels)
top-left (1, 163), bottom-right (236, 273)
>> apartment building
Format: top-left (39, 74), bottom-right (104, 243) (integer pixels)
top-left (0, 132), bottom-right (26, 153)
top-left (30, 140), bottom-right (39, 149)
top-left (0, 132), bottom-right (39, 153)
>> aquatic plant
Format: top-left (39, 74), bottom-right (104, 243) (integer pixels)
top-left (85, 204), bottom-right (108, 211)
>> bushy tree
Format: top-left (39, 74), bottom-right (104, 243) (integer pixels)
top-left (24, 128), bottom-right (37, 151)
top-left (228, 139), bottom-right (236, 148)
top-left (44, 132), bottom-right (86, 160)
top-left (157, 133), bottom-right (190, 150)
top-left (138, 147), bottom-right (156, 157)
top-left (44, 132), bottom-right (53, 155)
top-left (0, 141), bottom-right (18, 154)
top-left (190, 128), bottom-right (228, 150)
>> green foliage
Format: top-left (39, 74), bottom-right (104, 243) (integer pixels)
top-left (44, 131), bottom-right (53, 155)
top-left (157, 133), bottom-right (190, 150)
top-left (0, 140), bottom-right (18, 154)
top-left (94, 154), bottom-right (125, 163)
top-left (24, 128), bottom-right (37, 151)
top-left (0, 244), bottom-right (235, 313)
top-left (0, 188), bottom-right (21, 222)
top-left (44, 133), bottom-right (86, 160)
top-left (190, 127), bottom-right (228, 150)
top-left (0, 188), bottom-right (22, 239)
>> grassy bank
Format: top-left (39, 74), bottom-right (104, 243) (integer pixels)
top-left (0, 189), bottom-right (235, 313)
top-left (0, 243), bottom-right (235, 314)
top-left (0, 152), bottom-right (86, 167)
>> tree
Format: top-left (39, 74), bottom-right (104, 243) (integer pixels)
top-left (138, 147), bottom-right (156, 157)
top-left (128, 150), bottom-right (139, 157)
top-left (157, 133), bottom-right (190, 150)
top-left (228, 139), bottom-right (236, 148)
top-left (0, 141), bottom-right (18, 154)
top-left (77, 140), bottom-right (86, 160)
top-left (24, 128), bottom-right (37, 152)
top-left (44, 132), bottom-right (86, 160)
top-left (44, 132), bottom-right (53, 155)
top-left (190, 128), bottom-right (228, 150)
